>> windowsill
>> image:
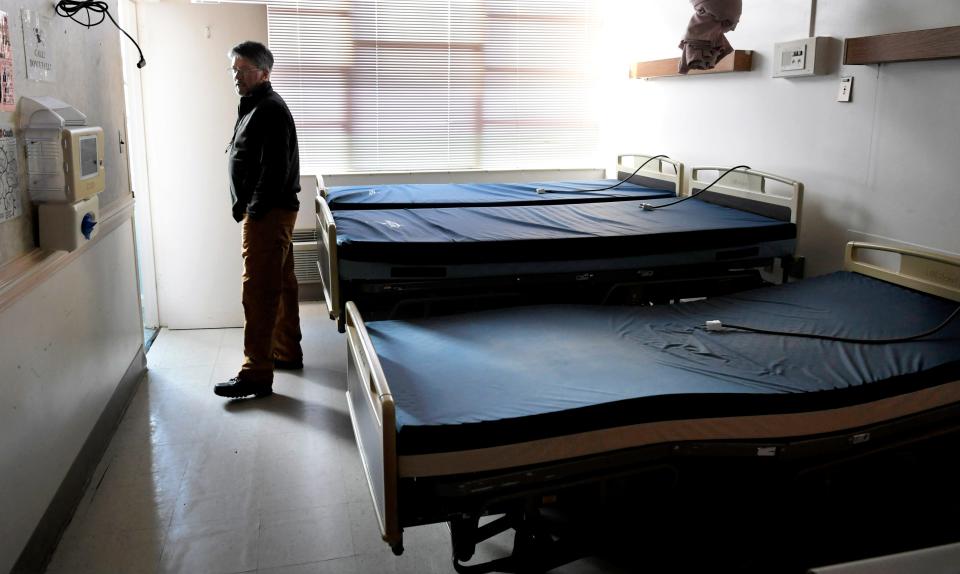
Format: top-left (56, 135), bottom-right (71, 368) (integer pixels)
top-left (313, 166), bottom-right (603, 178)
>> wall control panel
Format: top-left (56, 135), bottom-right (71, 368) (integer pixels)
top-left (773, 37), bottom-right (833, 78)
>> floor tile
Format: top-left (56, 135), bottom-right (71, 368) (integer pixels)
top-left (160, 518), bottom-right (260, 574)
top-left (257, 504), bottom-right (355, 569)
top-left (75, 481), bottom-right (177, 533)
top-left (257, 556), bottom-right (358, 574)
top-left (147, 329), bottom-right (225, 369)
top-left (45, 528), bottom-right (166, 574)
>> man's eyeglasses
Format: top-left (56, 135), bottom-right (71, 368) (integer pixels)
top-left (230, 66), bottom-right (261, 76)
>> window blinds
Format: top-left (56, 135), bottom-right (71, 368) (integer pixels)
top-left (266, 0), bottom-right (600, 174)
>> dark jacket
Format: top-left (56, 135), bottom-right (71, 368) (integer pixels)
top-left (227, 81), bottom-right (300, 222)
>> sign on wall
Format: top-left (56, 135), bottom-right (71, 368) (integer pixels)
top-left (21, 10), bottom-right (54, 82)
top-left (0, 11), bottom-right (15, 111)
top-left (0, 124), bottom-right (21, 223)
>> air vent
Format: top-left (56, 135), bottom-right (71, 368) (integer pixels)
top-left (293, 229), bottom-right (317, 243)
top-left (293, 241), bottom-right (320, 283)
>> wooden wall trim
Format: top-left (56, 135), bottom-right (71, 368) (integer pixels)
top-left (844, 26), bottom-right (960, 65)
top-left (0, 195), bottom-right (135, 314)
top-left (630, 50), bottom-right (753, 79)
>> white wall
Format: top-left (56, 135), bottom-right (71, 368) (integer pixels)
top-left (0, 221), bottom-right (143, 573)
top-left (0, 0), bottom-right (145, 568)
top-left (604, 0), bottom-right (960, 275)
top-left (138, 2), bottom-right (267, 329)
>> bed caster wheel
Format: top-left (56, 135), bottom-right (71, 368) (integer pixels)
top-left (391, 542), bottom-right (404, 556)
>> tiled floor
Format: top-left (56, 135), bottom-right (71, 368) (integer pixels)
top-left (44, 303), bottom-right (631, 574)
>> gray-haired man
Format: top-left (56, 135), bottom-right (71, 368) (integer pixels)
top-left (216, 40), bottom-right (302, 398)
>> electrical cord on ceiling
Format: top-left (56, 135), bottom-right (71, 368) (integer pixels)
top-left (639, 164), bottom-right (751, 211)
top-left (55, 0), bottom-right (146, 68)
top-left (701, 305), bottom-right (960, 344)
top-left (536, 154), bottom-right (672, 194)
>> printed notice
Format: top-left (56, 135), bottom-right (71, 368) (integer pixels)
top-left (21, 9), bottom-right (55, 82)
top-left (0, 12), bottom-right (14, 110)
top-left (0, 124), bottom-right (22, 223)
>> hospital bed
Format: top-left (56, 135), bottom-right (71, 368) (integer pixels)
top-left (343, 242), bottom-right (960, 572)
top-left (317, 158), bottom-right (803, 330)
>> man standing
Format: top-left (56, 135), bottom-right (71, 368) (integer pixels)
top-left (215, 40), bottom-right (302, 399)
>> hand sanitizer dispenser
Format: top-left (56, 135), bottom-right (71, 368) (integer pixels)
top-left (20, 97), bottom-right (106, 251)
top-left (38, 195), bottom-right (100, 250)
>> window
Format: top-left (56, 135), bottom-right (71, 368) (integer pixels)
top-left (267, 0), bottom-right (600, 174)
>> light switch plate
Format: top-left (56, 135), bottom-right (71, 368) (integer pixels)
top-left (773, 37), bottom-right (833, 77)
top-left (837, 76), bottom-right (853, 102)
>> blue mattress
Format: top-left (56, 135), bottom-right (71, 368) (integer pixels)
top-left (325, 179), bottom-right (675, 210)
top-left (334, 197), bottom-right (796, 276)
top-left (364, 272), bottom-right (960, 455)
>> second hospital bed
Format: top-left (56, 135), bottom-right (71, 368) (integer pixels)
top-left (343, 242), bottom-right (960, 571)
top-left (317, 158), bottom-right (803, 329)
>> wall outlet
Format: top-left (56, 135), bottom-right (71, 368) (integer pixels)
top-left (782, 45), bottom-right (806, 71)
top-left (773, 37), bottom-right (833, 77)
top-left (837, 76), bottom-right (853, 102)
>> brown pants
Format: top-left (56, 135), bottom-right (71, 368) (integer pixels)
top-left (240, 208), bottom-right (302, 382)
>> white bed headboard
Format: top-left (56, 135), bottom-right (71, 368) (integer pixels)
top-left (617, 154), bottom-right (684, 196)
top-left (689, 166), bottom-right (804, 233)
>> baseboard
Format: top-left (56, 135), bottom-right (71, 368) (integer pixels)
top-left (11, 346), bottom-right (148, 574)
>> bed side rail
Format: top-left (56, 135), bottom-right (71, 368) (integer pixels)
top-left (689, 166), bottom-right (804, 230)
top-left (344, 302), bottom-right (401, 552)
top-left (317, 174), bottom-right (328, 199)
top-left (315, 194), bottom-right (341, 319)
top-left (617, 153), bottom-right (684, 196)
top-left (845, 242), bottom-right (960, 302)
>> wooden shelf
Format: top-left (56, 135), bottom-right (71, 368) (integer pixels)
top-left (630, 50), bottom-right (753, 79)
top-left (844, 25), bottom-right (960, 65)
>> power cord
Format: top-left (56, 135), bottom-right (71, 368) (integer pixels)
top-left (536, 154), bottom-right (672, 195)
top-left (639, 164), bottom-right (751, 211)
top-left (703, 306), bottom-right (960, 344)
top-left (55, 0), bottom-right (146, 68)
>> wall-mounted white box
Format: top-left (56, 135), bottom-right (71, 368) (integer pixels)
top-left (21, 97), bottom-right (106, 204)
top-left (773, 37), bottom-right (833, 77)
top-left (38, 195), bottom-right (100, 252)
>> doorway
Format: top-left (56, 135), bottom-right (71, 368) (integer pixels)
top-left (118, 0), bottom-right (160, 349)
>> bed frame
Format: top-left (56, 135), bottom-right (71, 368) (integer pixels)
top-left (344, 242), bottom-right (960, 572)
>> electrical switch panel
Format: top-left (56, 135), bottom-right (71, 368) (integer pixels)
top-left (773, 37), bottom-right (833, 78)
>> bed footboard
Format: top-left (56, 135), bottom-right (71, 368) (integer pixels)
top-left (845, 242), bottom-right (960, 302)
top-left (344, 302), bottom-right (402, 553)
top-left (315, 193), bottom-right (341, 321)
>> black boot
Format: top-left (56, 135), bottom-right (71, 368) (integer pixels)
top-left (214, 376), bottom-right (273, 398)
